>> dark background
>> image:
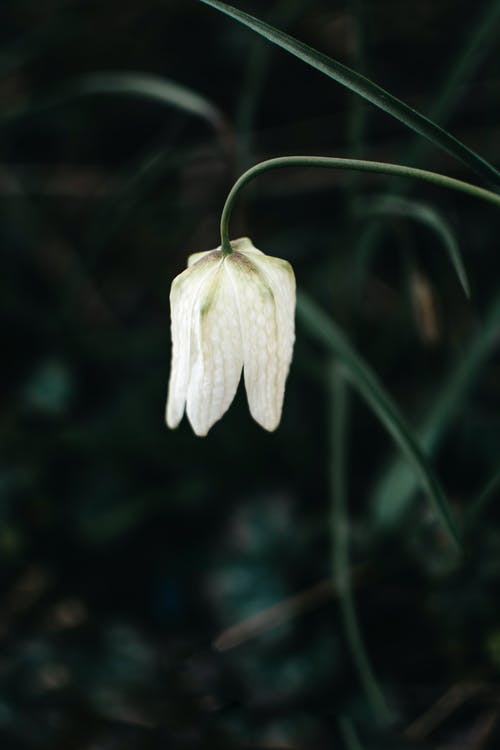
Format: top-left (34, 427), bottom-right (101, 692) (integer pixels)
top-left (1, 0), bottom-right (500, 747)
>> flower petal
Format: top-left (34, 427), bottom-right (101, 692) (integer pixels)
top-left (186, 258), bottom-right (244, 436)
top-left (165, 253), bottom-right (221, 429)
top-left (187, 249), bottom-right (214, 267)
top-left (229, 237), bottom-right (261, 255)
top-left (226, 248), bottom-right (295, 431)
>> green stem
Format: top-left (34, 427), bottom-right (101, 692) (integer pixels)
top-left (221, 236), bottom-right (233, 254)
top-left (330, 365), bottom-right (394, 726)
top-left (219, 156), bottom-right (500, 249)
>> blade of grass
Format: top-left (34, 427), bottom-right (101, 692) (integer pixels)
top-left (345, 0), bottom-right (368, 198)
top-left (0, 71), bottom-right (231, 145)
top-left (2, 71), bottom-right (234, 259)
top-left (371, 292), bottom-right (500, 529)
top-left (236, 0), bottom-right (307, 166)
top-left (356, 0), bottom-right (500, 299)
top-left (330, 365), bottom-right (394, 725)
top-left (356, 194), bottom-right (470, 297)
top-left (338, 716), bottom-right (365, 750)
top-left (71, 72), bottom-right (226, 130)
top-left (297, 291), bottom-right (461, 551)
top-left (406, 0), bottom-right (500, 170)
top-left (465, 467), bottom-right (500, 529)
top-left (198, 0), bottom-right (500, 187)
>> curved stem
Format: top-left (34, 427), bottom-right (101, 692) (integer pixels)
top-left (219, 156), bottom-right (500, 249)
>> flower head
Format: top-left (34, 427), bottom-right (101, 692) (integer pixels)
top-left (166, 237), bottom-right (295, 436)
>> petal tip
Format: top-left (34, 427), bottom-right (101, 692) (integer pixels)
top-left (187, 413), bottom-right (212, 437)
top-left (165, 392), bottom-right (185, 430)
top-left (249, 404), bottom-right (282, 433)
top-left (165, 410), bottom-right (181, 430)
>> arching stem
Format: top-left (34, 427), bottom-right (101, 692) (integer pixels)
top-left (219, 156), bottom-right (500, 249)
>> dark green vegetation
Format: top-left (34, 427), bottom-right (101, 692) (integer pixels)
top-left (2, 0), bottom-right (500, 747)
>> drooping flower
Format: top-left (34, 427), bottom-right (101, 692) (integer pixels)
top-left (166, 237), bottom-right (295, 436)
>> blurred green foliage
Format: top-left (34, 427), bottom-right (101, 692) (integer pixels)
top-left (1, 0), bottom-right (500, 747)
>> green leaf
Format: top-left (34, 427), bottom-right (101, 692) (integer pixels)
top-left (296, 292), bottom-right (462, 552)
top-left (330, 367), bottom-right (394, 725)
top-left (371, 291), bottom-right (500, 529)
top-left (406, 0), bottom-right (500, 169)
top-left (71, 72), bottom-right (225, 128)
top-left (354, 0), bottom-right (500, 307)
top-left (338, 717), bottom-right (365, 750)
top-left (198, 0), bottom-right (500, 188)
top-left (1, 71), bottom-right (228, 136)
top-left (358, 194), bottom-right (470, 297)
top-left (465, 467), bottom-right (500, 529)
top-left (236, 0), bottom-right (308, 163)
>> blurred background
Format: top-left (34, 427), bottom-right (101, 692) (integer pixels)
top-left (1, 0), bottom-right (500, 747)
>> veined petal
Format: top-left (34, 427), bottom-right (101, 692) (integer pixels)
top-left (188, 239), bottom-right (255, 266)
top-left (226, 246), bottom-right (295, 431)
top-left (188, 249), bottom-right (214, 267)
top-left (165, 253), bottom-right (221, 429)
top-left (186, 258), bottom-right (244, 436)
top-left (229, 237), bottom-right (261, 255)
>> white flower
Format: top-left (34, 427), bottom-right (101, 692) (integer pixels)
top-left (166, 237), bottom-right (296, 436)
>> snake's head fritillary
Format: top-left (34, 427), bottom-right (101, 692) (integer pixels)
top-left (166, 237), bottom-right (296, 436)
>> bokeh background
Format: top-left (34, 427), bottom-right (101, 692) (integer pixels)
top-left (2, 0), bottom-right (500, 747)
